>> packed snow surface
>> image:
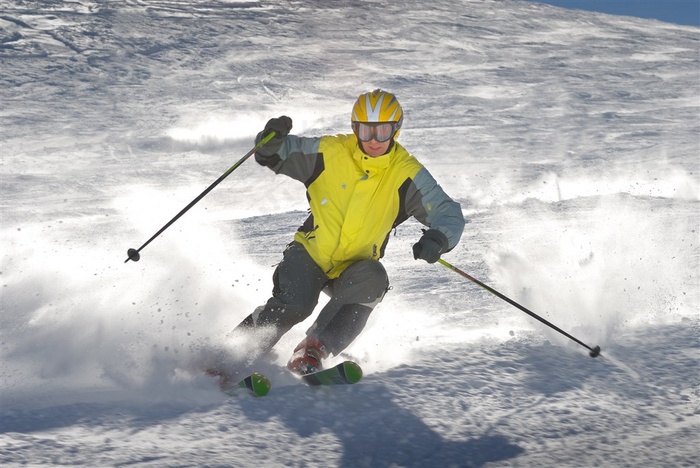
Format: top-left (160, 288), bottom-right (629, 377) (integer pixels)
top-left (1, 0), bottom-right (698, 466)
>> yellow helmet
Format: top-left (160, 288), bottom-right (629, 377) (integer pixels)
top-left (351, 89), bottom-right (403, 128)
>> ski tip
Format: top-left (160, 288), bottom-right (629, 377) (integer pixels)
top-left (232, 372), bottom-right (271, 397)
top-left (249, 372), bottom-right (271, 397)
top-left (341, 361), bottom-right (363, 384)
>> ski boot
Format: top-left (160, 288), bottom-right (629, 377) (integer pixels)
top-left (286, 336), bottom-right (328, 375)
top-left (205, 367), bottom-right (240, 392)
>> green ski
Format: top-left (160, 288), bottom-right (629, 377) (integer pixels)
top-left (300, 361), bottom-right (363, 386)
top-left (222, 372), bottom-right (271, 397)
top-left (209, 370), bottom-right (270, 397)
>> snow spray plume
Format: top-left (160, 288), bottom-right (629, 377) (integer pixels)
top-left (437, 259), bottom-right (601, 358)
top-left (124, 131), bottom-right (277, 263)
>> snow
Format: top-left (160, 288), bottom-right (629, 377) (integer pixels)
top-left (1, 0), bottom-right (698, 466)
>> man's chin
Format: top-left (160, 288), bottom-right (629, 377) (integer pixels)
top-left (364, 147), bottom-right (384, 157)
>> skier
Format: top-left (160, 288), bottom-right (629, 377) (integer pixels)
top-left (228, 89), bottom-right (465, 375)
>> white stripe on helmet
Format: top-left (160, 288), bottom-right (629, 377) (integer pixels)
top-left (365, 93), bottom-right (384, 121)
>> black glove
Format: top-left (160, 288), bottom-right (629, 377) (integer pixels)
top-left (256, 116), bottom-right (292, 157)
top-left (412, 229), bottom-right (448, 264)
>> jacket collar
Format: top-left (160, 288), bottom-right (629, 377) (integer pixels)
top-left (353, 140), bottom-right (396, 177)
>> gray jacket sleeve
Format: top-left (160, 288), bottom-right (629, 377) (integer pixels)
top-left (254, 134), bottom-right (322, 184)
top-left (405, 168), bottom-right (465, 251)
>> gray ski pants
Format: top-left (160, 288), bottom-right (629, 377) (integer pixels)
top-left (234, 241), bottom-right (389, 357)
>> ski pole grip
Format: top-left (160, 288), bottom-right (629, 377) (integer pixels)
top-left (257, 129), bottom-right (277, 148)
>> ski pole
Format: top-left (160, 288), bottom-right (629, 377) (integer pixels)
top-left (437, 258), bottom-right (601, 358)
top-left (124, 131), bottom-right (277, 263)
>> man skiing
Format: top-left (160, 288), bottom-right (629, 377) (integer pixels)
top-left (228, 89), bottom-right (465, 375)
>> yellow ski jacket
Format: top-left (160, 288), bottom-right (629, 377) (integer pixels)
top-left (256, 133), bottom-right (464, 278)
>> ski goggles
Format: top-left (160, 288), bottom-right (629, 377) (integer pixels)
top-left (352, 122), bottom-right (398, 143)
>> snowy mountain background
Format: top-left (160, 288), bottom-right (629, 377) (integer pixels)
top-left (1, 0), bottom-right (698, 466)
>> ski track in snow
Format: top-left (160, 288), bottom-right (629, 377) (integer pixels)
top-left (0, 0), bottom-right (698, 466)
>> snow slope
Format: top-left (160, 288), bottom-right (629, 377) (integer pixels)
top-left (1, 0), bottom-right (698, 466)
